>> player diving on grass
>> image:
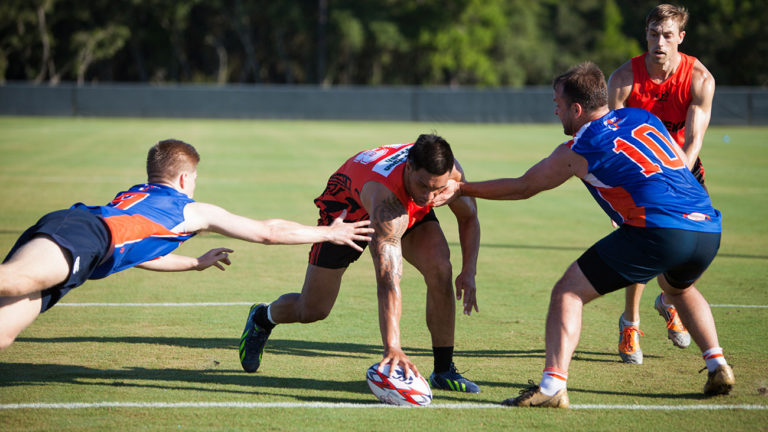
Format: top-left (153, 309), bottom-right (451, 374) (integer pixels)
top-left (0, 139), bottom-right (373, 351)
top-left (239, 134), bottom-right (483, 394)
top-left (434, 62), bottom-right (733, 407)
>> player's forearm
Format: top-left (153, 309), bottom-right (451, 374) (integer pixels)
top-left (457, 216), bottom-right (480, 276)
top-left (683, 108), bottom-right (711, 169)
top-left (377, 284), bottom-right (403, 350)
top-left (461, 178), bottom-right (534, 201)
top-left (260, 219), bottom-right (333, 245)
top-left (136, 254), bottom-right (198, 272)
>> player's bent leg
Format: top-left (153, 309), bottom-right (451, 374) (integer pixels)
top-left (505, 262), bottom-right (599, 408)
top-left (545, 261), bottom-right (601, 372)
top-left (239, 265), bottom-right (345, 373)
top-left (0, 292), bottom-right (43, 351)
top-left (0, 236), bottom-right (70, 297)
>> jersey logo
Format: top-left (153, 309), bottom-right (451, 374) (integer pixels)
top-left (110, 192), bottom-right (149, 210)
top-left (354, 148), bottom-right (389, 165)
top-left (612, 123), bottom-right (686, 177)
top-left (656, 90), bottom-right (670, 101)
top-left (372, 147), bottom-right (410, 178)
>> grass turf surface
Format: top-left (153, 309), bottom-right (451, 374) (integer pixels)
top-left (0, 117), bottom-right (766, 430)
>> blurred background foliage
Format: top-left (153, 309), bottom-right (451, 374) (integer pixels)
top-left (1, 0), bottom-right (766, 86)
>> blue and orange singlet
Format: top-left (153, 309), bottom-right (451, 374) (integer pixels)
top-left (72, 183), bottom-right (196, 278)
top-left (567, 107), bottom-right (720, 233)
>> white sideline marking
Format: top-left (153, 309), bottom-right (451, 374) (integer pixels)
top-left (58, 302), bottom-right (253, 307)
top-left (0, 402), bottom-right (765, 410)
top-left (57, 302), bottom-right (767, 308)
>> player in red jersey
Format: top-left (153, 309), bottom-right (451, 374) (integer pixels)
top-left (239, 134), bottom-right (483, 394)
top-left (0, 139), bottom-right (372, 351)
top-left (607, 4), bottom-right (716, 364)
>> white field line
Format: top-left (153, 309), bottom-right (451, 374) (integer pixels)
top-left (0, 401), bottom-right (765, 410)
top-left (56, 302), bottom-right (768, 308)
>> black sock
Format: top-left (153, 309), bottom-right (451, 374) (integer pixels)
top-left (254, 305), bottom-right (276, 331)
top-left (433, 346), bottom-right (454, 373)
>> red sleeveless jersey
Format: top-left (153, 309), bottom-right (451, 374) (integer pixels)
top-left (626, 52), bottom-right (696, 148)
top-left (314, 143), bottom-right (431, 229)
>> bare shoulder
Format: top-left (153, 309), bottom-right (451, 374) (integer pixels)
top-left (607, 59), bottom-right (634, 108)
top-left (608, 59), bottom-right (634, 89)
top-left (691, 59), bottom-right (716, 96)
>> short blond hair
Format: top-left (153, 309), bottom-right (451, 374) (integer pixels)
top-left (146, 139), bottom-right (200, 183)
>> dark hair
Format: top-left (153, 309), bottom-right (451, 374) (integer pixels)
top-left (552, 62), bottom-right (608, 112)
top-left (646, 4), bottom-right (688, 32)
top-left (407, 134), bottom-right (454, 175)
top-left (146, 139), bottom-right (200, 183)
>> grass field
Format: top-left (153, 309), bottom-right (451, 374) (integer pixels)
top-left (0, 116), bottom-right (766, 431)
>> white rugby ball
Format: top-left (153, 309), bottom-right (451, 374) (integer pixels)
top-left (366, 363), bottom-right (432, 406)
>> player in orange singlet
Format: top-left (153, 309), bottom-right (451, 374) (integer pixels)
top-left (607, 4), bottom-right (715, 364)
top-left (239, 134), bottom-right (484, 395)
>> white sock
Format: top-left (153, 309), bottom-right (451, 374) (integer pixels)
top-left (266, 304), bottom-right (276, 325)
top-left (621, 314), bottom-right (639, 327)
top-left (702, 347), bottom-right (727, 372)
top-left (539, 367), bottom-right (568, 396)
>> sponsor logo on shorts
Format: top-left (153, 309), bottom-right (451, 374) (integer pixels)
top-left (72, 256), bottom-right (81, 275)
top-left (683, 212), bottom-right (711, 222)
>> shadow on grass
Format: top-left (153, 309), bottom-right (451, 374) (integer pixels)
top-left (0, 362), bottom-right (371, 400)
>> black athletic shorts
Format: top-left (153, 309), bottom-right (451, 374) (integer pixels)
top-left (576, 225), bottom-right (720, 295)
top-left (691, 157), bottom-right (705, 185)
top-left (308, 209), bottom-right (439, 269)
top-left (3, 208), bottom-right (111, 312)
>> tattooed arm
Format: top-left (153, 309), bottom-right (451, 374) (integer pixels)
top-left (360, 181), bottom-right (419, 378)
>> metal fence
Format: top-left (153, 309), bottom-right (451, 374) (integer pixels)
top-left (1, 82), bottom-right (766, 125)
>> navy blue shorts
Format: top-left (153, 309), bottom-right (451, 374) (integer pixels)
top-left (576, 225), bottom-right (720, 295)
top-left (3, 208), bottom-right (111, 312)
top-left (308, 209), bottom-right (439, 269)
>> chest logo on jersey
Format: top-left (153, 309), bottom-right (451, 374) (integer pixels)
top-left (656, 90), bottom-right (670, 101)
top-left (663, 120), bottom-right (685, 134)
top-left (372, 147), bottom-right (410, 178)
top-left (354, 148), bottom-right (389, 165)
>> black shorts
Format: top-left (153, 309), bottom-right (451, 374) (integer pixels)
top-left (3, 208), bottom-right (111, 312)
top-left (691, 157), bottom-right (705, 185)
top-left (576, 225), bottom-right (720, 295)
top-left (308, 209), bottom-right (439, 269)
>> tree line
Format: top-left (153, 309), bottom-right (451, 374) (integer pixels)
top-left (1, 0), bottom-right (766, 87)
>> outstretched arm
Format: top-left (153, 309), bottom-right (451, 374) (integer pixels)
top-left (136, 248), bottom-right (233, 272)
top-left (184, 203), bottom-right (373, 250)
top-left (455, 144), bottom-right (587, 201)
top-left (360, 181), bottom-right (418, 378)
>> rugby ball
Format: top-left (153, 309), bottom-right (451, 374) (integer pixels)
top-left (366, 363), bottom-right (432, 406)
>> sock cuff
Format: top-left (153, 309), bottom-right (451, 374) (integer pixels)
top-left (266, 304), bottom-right (276, 325)
top-left (543, 367), bottom-right (568, 380)
top-left (702, 347), bottom-right (724, 360)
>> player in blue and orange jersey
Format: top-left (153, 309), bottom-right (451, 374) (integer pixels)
top-left (607, 4), bottom-right (716, 364)
top-left (434, 62), bottom-right (733, 407)
top-left (0, 139), bottom-right (372, 351)
top-left (239, 134), bottom-right (483, 395)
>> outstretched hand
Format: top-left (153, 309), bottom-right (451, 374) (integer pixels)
top-left (327, 210), bottom-right (374, 252)
top-left (432, 179), bottom-right (463, 207)
top-left (196, 248), bottom-right (233, 271)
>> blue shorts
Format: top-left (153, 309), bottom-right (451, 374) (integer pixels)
top-left (576, 225), bottom-right (720, 295)
top-left (308, 209), bottom-right (439, 269)
top-left (3, 208), bottom-right (111, 312)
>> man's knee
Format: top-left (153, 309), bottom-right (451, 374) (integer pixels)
top-left (296, 304), bottom-right (332, 323)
